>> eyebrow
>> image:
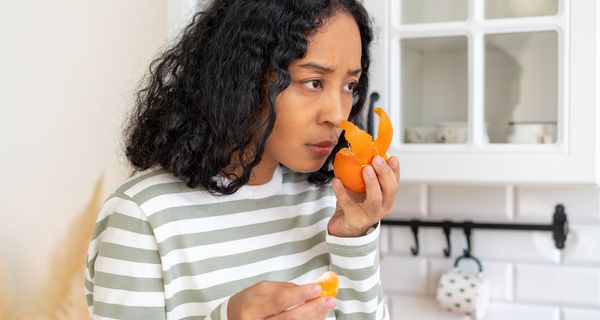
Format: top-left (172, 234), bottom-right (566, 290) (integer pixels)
top-left (297, 62), bottom-right (362, 76)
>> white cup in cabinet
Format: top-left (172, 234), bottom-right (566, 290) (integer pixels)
top-left (436, 122), bottom-right (467, 143)
top-left (507, 122), bottom-right (557, 144)
top-left (405, 126), bottom-right (437, 143)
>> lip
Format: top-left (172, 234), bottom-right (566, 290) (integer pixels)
top-left (307, 140), bottom-right (338, 157)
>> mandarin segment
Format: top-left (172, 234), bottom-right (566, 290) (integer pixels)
top-left (315, 271), bottom-right (339, 297)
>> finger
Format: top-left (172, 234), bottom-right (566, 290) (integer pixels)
top-left (371, 156), bottom-right (399, 212)
top-left (371, 156), bottom-right (396, 190)
top-left (332, 178), bottom-right (361, 214)
top-left (387, 155), bottom-right (400, 183)
top-left (268, 297), bottom-right (336, 320)
top-left (258, 283), bottom-right (323, 317)
top-left (362, 165), bottom-right (383, 215)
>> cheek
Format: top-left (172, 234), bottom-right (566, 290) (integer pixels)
top-left (270, 112), bottom-right (297, 144)
top-left (344, 96), bottom-right (354, 117)
top-left (273, 116), bottom-right (301, 143)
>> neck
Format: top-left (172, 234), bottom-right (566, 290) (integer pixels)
top-left (247, 160), bottom-right (278, 185)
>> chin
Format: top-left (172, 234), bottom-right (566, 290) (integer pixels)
top-left (284, 158), bottom-right (327, 173)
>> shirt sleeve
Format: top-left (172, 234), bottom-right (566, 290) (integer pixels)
top-left (85, 194), bottom-right (168, 319)
top-left (85, 194), bottom-right (232, 320)
top-left (326, 222), bottom-right (389, 320)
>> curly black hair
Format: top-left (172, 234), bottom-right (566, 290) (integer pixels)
top-left (124, 0), bottom-right (374, 195)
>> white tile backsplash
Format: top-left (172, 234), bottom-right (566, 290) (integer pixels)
top-left (562, 307), bottom-right (600, 320)
top-left (380, 255), bottom-right (428, 295)
top-left (389, 184), bottom-right (427, 218)
top-left (429, 186), bottom-right (511, 221)
top-left (471, 230), bottom-right (561, 263)
top-left (380, 225), bottom-right (391, 255)
top-left (426, 258), bottom-right (455, 296)
top-left (515, 264), bottom-right (600, 307)
top-left (381, 183), bottom-right (600, 319)
top-left (389, 225), bottom-right (414, 255)
top-left (516, 186), bottom-right (600, 223)
top-left (563, 224), bottom-right (600, 266)
top-left (482, 262), bottom-right (514, 302)
top-left (390, 295), bottom-right (468, 320)
top-left (482, 302), bottom-right (560, 320)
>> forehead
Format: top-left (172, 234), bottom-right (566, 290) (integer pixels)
top-left (297, 12), bottom-right (362, 69)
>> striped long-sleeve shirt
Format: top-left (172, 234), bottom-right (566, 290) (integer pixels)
top-left (85, 165), bottom-right (389, 319)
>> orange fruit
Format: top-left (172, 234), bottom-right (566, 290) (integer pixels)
top-left (333, 107), bottom-right (393, 192)
top-left (315, 271), bottom-right (339, 297)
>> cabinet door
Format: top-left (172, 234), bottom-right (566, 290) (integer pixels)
top-left (364, 0), bottom-right (600, 185)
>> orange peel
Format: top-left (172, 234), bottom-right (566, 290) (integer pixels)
top-left (333, 107), bottom-right (393, 193)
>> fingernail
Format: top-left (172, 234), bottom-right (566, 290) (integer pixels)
top-left (374, 156), bottom-right (384, 167)
top-left (311, 284), bottom-right (322, 296)
top-left (333, 179), bottom-right (342, 190)
top-left (364, 166), bottom-right (375, 177)
top-left (324, 297), bottom-right (336, 308)
top-left (390, 157), bottom-right (398, 168)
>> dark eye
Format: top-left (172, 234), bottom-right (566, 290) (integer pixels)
top-left (303, 80), bottom-right (322, 90)
top-left (344, 82), bottom-right (358, 92)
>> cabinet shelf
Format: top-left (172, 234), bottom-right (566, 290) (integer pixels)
top-left (394, 17), bottom-right (564, 38)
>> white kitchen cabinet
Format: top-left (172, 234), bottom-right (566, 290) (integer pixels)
top-left (364, 0), bottom-right (600, 185)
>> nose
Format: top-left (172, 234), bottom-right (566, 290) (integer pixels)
top-left (317, 89), bottom-right (349, 128)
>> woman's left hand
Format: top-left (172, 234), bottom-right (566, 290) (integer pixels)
top-left (328, 155), bottom-right (400, 237)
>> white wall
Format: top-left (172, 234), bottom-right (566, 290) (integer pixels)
top-left (0, 0), bottom-right (167, 304)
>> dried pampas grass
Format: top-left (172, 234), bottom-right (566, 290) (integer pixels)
top-left (0, 267), bottom-right (15, 319)
top-left (22, 177), bottom-right (104, 320)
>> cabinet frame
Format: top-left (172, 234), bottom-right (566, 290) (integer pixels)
top-left (364, 0), bottom-right (599, 185)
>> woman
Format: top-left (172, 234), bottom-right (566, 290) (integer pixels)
top-left (85, 0), bottom-right (398, 319)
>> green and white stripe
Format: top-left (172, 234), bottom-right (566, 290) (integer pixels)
top-left (86, 166), bottom-right (388, 319)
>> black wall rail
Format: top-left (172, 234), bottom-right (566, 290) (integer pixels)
top-left (366, 92), bottom-right (380, 135)
top-left (381, 204), bottom-right (569, 256)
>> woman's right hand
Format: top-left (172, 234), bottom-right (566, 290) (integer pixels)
top-left (227, 280), bottom-right (336, 319)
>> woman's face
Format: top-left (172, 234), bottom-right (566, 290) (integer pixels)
top-left (254, 11), bottom-right (362, 182)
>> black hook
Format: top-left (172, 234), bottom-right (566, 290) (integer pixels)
top-left (442, 220), bottom-right (452, 257)
top-left (462, 221), bottom-right (473, 257)
top-left (410, 220), bottom-right (419, 256)
top-left (454, 221), bottom-right (483, 272)
top-left (454, 254), bottom-right (484, 273)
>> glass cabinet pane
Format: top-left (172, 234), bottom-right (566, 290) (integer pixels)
top-left (486, 0), bottom-right (558, 19)
top-left (401, 0), bottom-right (468, 24)
top-left (402, 36), bottom-right (468, 144)
top-left (485, 31), bottom-right (558, 144)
